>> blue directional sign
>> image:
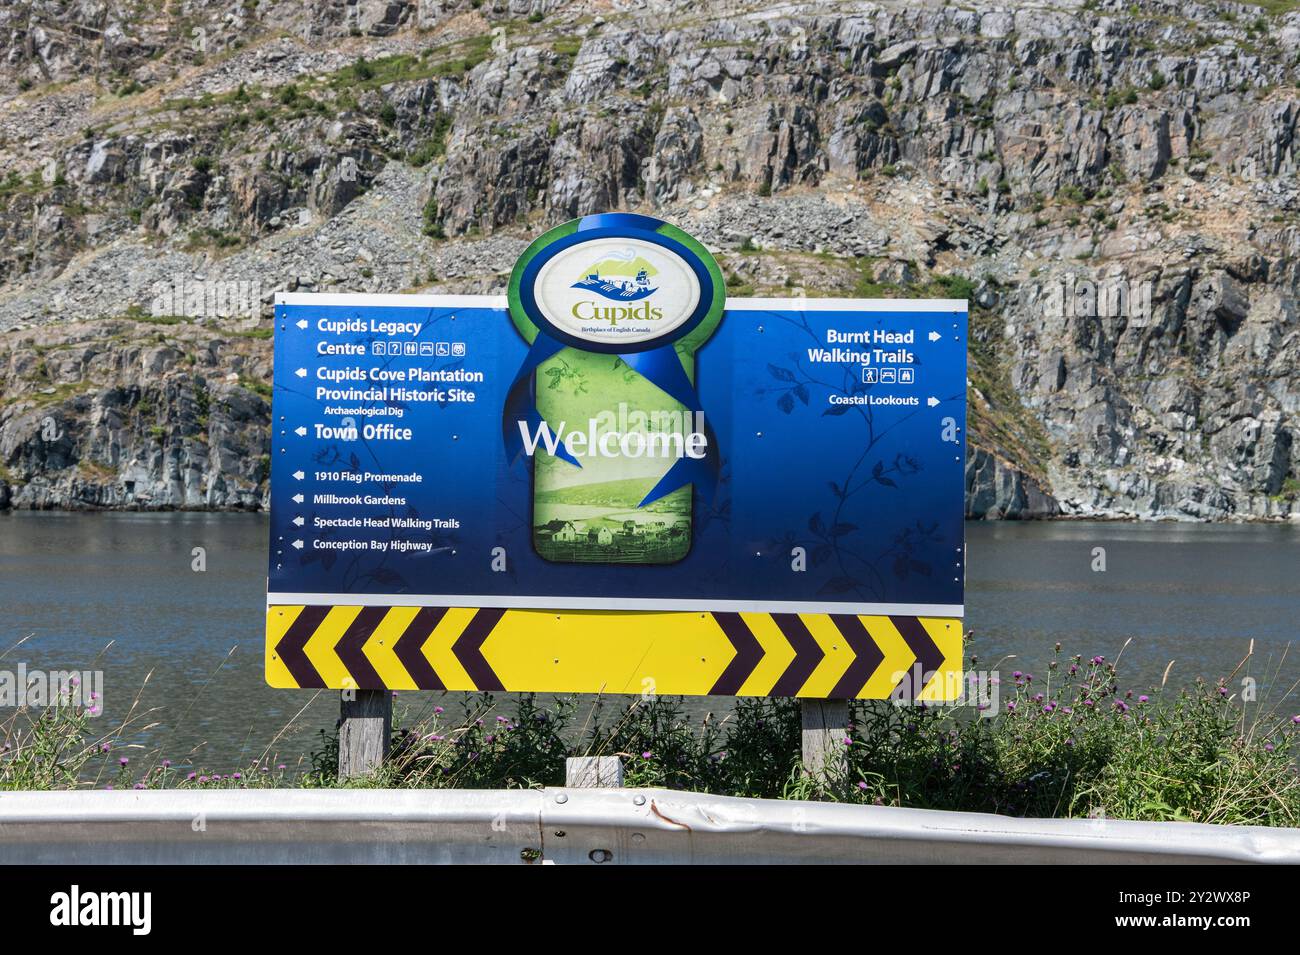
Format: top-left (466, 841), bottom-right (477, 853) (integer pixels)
top-left (267, 293), bottom-right (967, 617)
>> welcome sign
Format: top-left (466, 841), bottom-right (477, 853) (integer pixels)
top-left (266, 213), bottom-right (968, 700)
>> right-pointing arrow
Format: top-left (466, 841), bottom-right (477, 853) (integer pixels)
top-left (709, 613), bottom-right (764, 695)
top-left (769, 613), bottom-right (825, 696)
top-left (927, 396), bottom-right (940, 407)
top-left (827, 615), bottom-right (886, 699)
top-left (892, 616), bottom-right (946, 701)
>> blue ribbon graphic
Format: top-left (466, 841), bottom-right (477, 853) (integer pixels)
top-left (502, 332), bottom-right (720, 507)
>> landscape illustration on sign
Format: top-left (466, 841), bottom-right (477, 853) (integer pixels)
top-left (530, 354), bottom-right (695, 565)
top-left (570, 249), bottom-right (659, 301)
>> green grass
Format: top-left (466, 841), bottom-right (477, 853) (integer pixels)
top-left (238, 374), bottom-right (271, 399)
top-left (6, 644), bottom-right (1298, 826)
top-left (320, 37), bottom-right (493, 93)
top-left (1240, 0), bottom-right (1300, 13)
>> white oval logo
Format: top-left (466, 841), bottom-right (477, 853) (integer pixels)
top-left (533, 237), bottom-right (701, 346)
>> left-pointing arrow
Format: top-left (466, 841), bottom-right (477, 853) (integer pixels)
top-left (294, 426), bottom-right (307, 436)
top-left (292, 493), bottom-right (304, 503)
top-left (452, 608), bottom-right (506, 691)
top-left (292, 516), bottom-right (305, 526)
top-left (295, 367), bottom-right (307, 378)
top-left (292, 470), bottom-right (304, 480)
top-left (292, 539), bottom-right (304, 550)
top-left (276, 605), bottom-right (328, 687)
top-left (296, 319), bottom-right (309, 329)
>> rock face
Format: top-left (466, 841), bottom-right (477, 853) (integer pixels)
top-left (0, 0), bottom-right (1297, 520)
top-left (0, 320), bottom-right (272, 509)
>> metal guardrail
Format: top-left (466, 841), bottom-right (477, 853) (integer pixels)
top-left (1, 788), bottom-right (1297, 864)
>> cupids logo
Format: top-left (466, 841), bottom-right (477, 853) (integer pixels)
top-left (505, 213), bottom-right (725, 565)
top-left (530, 235), bottom-right (702, 345)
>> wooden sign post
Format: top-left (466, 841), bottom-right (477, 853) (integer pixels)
top-left (801, 699), bottom-right (849, 778)
top-left (338, 689), bottom-right (391, 778)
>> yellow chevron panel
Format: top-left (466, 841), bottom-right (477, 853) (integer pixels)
top-left (265, 605), bottom-right (304, 688)
top-left (483, 610), bottom-right (734, 695)
top-left (423, 607), bottom-right (480, 690)
top-left (362, 606), bottom-right (424, 690)
top-left (858, 615), bottom-right (912, 699)
top-left (798, 614), bottom-right (857, 697)
top-left (303, 605), bottom-right (362, 688)
top-left (917, 616), bottom-right (964, 702)
top-left (264, 602), bottom-right (963, 699)
top-left (736, 612), bottom-right (795, 696)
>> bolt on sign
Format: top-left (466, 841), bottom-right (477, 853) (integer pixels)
top-left (266, 213), bottom-right (967, 701)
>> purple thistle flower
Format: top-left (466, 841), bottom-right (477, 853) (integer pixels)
top-left (118, 757), bottom-right (129, 766)
top-left (186, 772), bottom-right (197, 781)
top-left (161, 759), bottom-right (171, 768)
top-left (1138, 695), bottom-right (1149, 704)
top-left (642, 751), bottom-right (653, 759)
top-left (857, 781), bottom-right (868, 790)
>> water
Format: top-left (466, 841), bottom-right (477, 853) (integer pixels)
top-left (1, 512), bottom-right (1297, 773)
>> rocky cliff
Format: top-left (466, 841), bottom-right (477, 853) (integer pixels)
top-left (0, 0), bottom-right (1298, 520)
